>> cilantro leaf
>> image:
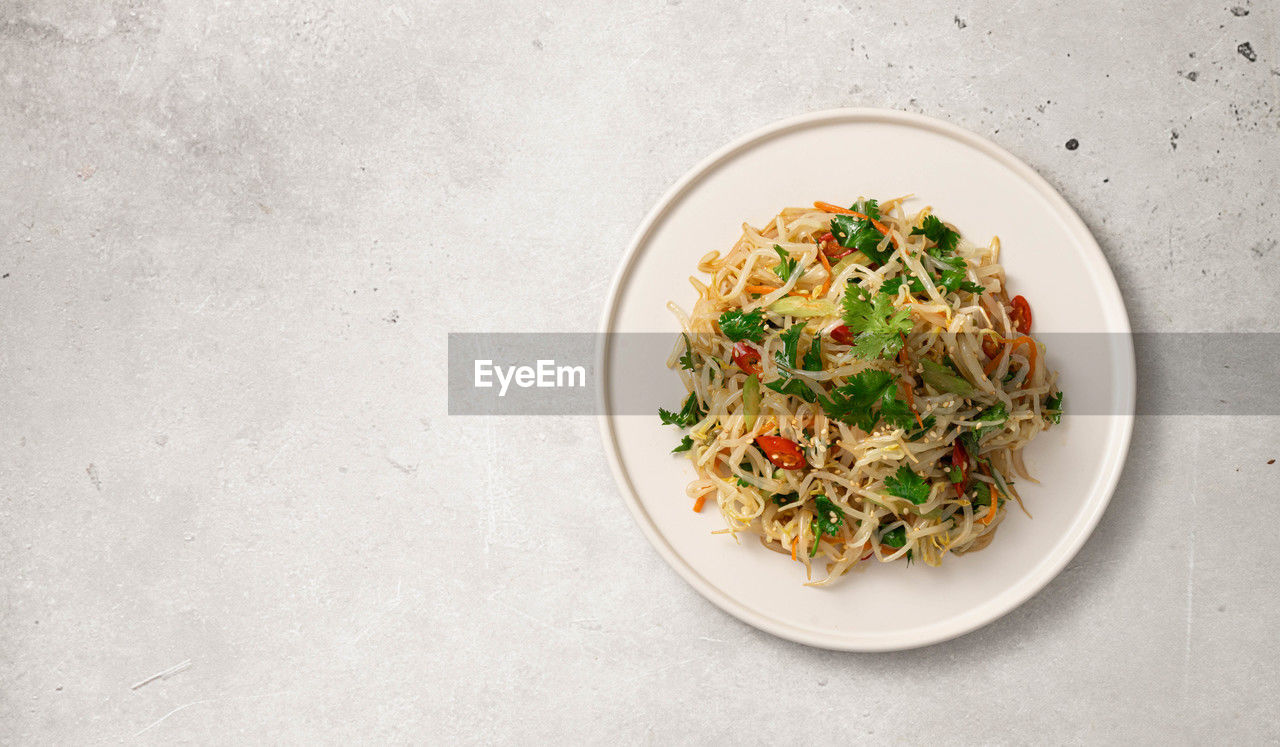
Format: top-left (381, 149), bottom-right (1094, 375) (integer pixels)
top-left (972, 402), bottom-right (1009, 439)
top-left (764, 377), bottom-right (817, 403)
top-left (717, 308), bottom-right (766, 343)
top-left (1044, 391), bottom-right (1064, 424)
top-left (812, 495), bottom-right (844, 535)
top-left (910, 214), bottom-right (959, 257)
top-left (879, 395), bottom-right (917, 430)
top-left (802, 334), bottom-right (823, 371)
top-left (772, 491), bottom-right (798, 507)
top-left (658, 392), bottom-right (704, 428)
top-left (819, 369), bottom-right (913, 432)
top-left (671, 435), bottom-right (694, 453)
top-left (809, 495), bottom-right (844, 556)
top-left (880, 525), bottom-right (907, 548)
top-left (776, 324), bottom-right (805, 368)
top-left (678, 334), bottom-right (696, 371)
top-left (772, 245), bottom-right (800, 283)
top-left (885, 464), bottom-right (931, 505)
top-left (829, 199), bottom-right (890, 265)
top-left (904, 414), bottom-right (937, 442)
top-left (840, 288), bottom-right (913, 359)
top-left (766, 324), bottom-right (820, 402)
top-left (880, 274), bottom-right (926, 296)
top-left (933, 256), bottom-right (985, 295)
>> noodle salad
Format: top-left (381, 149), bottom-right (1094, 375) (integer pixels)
top-left (660, 197), bottom-right (1063, 585)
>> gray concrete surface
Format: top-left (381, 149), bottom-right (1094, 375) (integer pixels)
top-left (2, 0), bottom-right (1278, 743)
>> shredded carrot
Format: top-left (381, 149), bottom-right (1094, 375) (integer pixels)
top-left (983, 346), bottom-right (1008, 377)
top-left (791, 536), bottom-right (799, 561)
top-left (815, 247), bottom-right (834, 298)
top-left (983, 334), bottom-right (1038, 385)
top-left (743, 284), bottom-right (778, 294)
top-left (899, 377), bottom-right (925, 429)
top-left (813, 201), bottom-right (899, 247)
top-left (692, 494), bottom-right (707, 513)
top-left (979, 484), bottom-right (998, 525)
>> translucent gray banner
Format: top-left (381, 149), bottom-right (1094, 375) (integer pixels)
top-left (447, 333), bottom-right (1280, 416)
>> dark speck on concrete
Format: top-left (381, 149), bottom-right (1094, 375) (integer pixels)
top-left (1, 273), bottom-right (8, 278)
top-left (1230, 6), bottom-right (1249, 15)
top-left (1170, 130), bottom-right (1179, 150)
top-left (1182, 70), bottom-right (1199, 81)
top-left (954, 15), bottom-right (967, 29)
top-left (1238, 42), bottom-right (1257, 62)
top-left (1269, 459), bottom-right (1276, 465)
top-left (1065, 138), bottom-right (1079, 150)
top-left (1103, 178), bottom-right (1110, 183)
top-left (532, 38), bottom-right (543, 49)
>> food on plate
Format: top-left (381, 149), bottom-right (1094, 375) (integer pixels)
top-left (659, 198), bottom-right (1063, 585)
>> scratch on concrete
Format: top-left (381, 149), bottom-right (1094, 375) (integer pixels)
top-left (86, 463), bottom-right (101, 491)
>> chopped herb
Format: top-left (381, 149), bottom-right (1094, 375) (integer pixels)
top-left (772, 245), bottom-right (800, 283)
top-left (904, 414), bottom-right (937, 442)
top-left (772, 491), bottom-right (798, 507)
top-left (910, 214), bottom-right (959, 257)
top-left (776, 324), bottom-right (805, 368)
top-left (933, 256), bottom-right (985, 294)
top-left (840, 287), bottom-right (913, 360)
top-left (881, 525), bottom-right (907, 548)
top-left (1045, 391), bottom-right (1063, 424)
top-left (880, 274), bottom-right (926, 296)
top-left (717, 308), bottom-right (767, 343)
top-left (764, 377), bottom-right (817, 403)
top-left (947, 465), bottom-right (963, 483)
top-left (829, 199), bottom-right (891, 265)
top-left (802, 334), bottom-right (823, 371)
top-left (678, 334), bottom-right (696, 371)
top-left (885, 464), bottom-right (931, 505)
top-left (819, 369), bottom-right (915, 432)
top-left (972, 402), bottom-right (1009, 439)
top-left (658, 392), bottom-right (704, 428)
top-left (735, 460), bottom-right (755, 487)
top-left (809, 495), bottom-right (844, 556)
top-left (671, 436), bottom-right (694, 453)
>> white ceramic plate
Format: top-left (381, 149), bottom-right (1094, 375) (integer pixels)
top-left (597, 109), bottom-right (1134, 651)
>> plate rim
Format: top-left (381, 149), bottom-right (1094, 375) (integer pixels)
top-left (596, 107), bottom-right (1136, 651)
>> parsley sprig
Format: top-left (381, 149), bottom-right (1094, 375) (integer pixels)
top-left (885, 464), bottom-right (931, 505)
top-left (840, 288), bottom-right (913, 359)
top-left (658, 392), bottom-right (704, 428)
top-left (717, 308), bottom-right (767, 343)
top-left (1044, 391), bottom-right (1063, 424)
top-left (678, 334), bottom-right (696, 371)
top-left (772, 245), bottom-right (800, 283)
top-left (809, 495), bottom-right (844, 556)
top-left (910, 214), bottom-right (959, 257)
top-left (819, 369), bottom-right (915, 433)
top-left (830, 199), bottom-right (891, 265)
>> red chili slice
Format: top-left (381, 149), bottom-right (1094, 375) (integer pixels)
top-left (731, 342), bottom-right (761, 374)
top-left (829, 325), bottom-right (853, 345)
top-left (1010, 295), bottom-right (1032, 334)
top-left (755, 435), bottom-right (806, 470)
top-left (819, 231), bottom-right (853, 260)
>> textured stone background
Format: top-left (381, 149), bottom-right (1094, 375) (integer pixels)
top-left (2, 0), bottom-right (1278, 742)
